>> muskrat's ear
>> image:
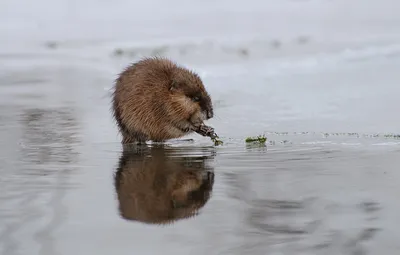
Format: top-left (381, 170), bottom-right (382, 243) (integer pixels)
top-left (169, 81), bottom-right (177, 91)
top-left (169, 80), bottom-right (182, 92)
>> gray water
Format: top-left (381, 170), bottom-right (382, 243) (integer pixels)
top-left (2, 0), bottom-right (400, 254)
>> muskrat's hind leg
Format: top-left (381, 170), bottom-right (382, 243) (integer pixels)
top-left (121, 132), bottom-right (138, 145)
top-left (114, 112), bottom-right (148, 144)
top-left (121, 129), bottom-right (148, 145)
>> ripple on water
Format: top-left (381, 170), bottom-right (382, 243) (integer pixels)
top-left (0, 107), bottom-right (82, 255)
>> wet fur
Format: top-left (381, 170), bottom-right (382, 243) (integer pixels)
top-left (111, 57), bottom-right (213, 144)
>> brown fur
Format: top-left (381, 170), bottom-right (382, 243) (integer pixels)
top-left (111, 57), bottom-right (214, 144)
top-left (114, 145), bottom-right (215, 224)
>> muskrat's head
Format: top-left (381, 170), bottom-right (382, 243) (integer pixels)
top-left (167, 66), bottom-right (214, 130)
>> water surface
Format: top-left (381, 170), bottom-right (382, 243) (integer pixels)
top-left (2, 0), bottom-right (400, 254)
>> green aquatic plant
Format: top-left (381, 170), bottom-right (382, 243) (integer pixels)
top-left (211, 136), bottom-right (223, 146)
top-left (245, 135), bottom-right (267, 144)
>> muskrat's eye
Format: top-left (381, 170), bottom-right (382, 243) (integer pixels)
top-left (191, 96), bottom-right (200, 102)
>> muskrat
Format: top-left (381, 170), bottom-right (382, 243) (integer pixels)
top-left (111, 57), bottom-right (214, 144)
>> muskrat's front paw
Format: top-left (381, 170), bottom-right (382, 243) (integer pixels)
top-left (202, 126), bottom-right (214, 135)
top-left (196, 124), bottom-right (215, 136)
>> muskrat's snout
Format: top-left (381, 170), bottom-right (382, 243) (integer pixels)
top-left (207, 108), bottom-right (214, 119)
top-left (205, 109), bottom-right (213, 120)
top-left (202, 100), bottom-right (214, 120)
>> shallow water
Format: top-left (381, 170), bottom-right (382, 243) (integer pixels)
top-left (2, 0), bottom-right (400, 254)
top-left (1, 62), bottom-right (400, 255)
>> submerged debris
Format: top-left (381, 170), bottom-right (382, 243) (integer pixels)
top-left (245, 135), bottom-right (267, 144)
top-left (45, 41), bottom-right (58, 49)
top-left (113, 48), bottom-right (124, 56)
top-left (384, 134), bottom-right (400, 139)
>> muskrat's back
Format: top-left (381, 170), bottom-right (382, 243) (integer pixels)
top-left (112, 57), bottom-right (214, 144)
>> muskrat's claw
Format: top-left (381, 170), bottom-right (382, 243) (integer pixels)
top-left (203, 126), bottom-right (215, 135)
top-left (194, 124), bottom-right (223, 145)
top-left (196, 124), bottom-right (221, 141)
top-left (196, 124), bottom-right (214, 137)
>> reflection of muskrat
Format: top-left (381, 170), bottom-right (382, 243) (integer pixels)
top-left (112, 57), bottom-right (214, 144)
top-left (114, 145), bottom-right (215, 224)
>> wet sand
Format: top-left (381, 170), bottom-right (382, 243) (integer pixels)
top-left (2, 0), bottom-right (400, 254)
